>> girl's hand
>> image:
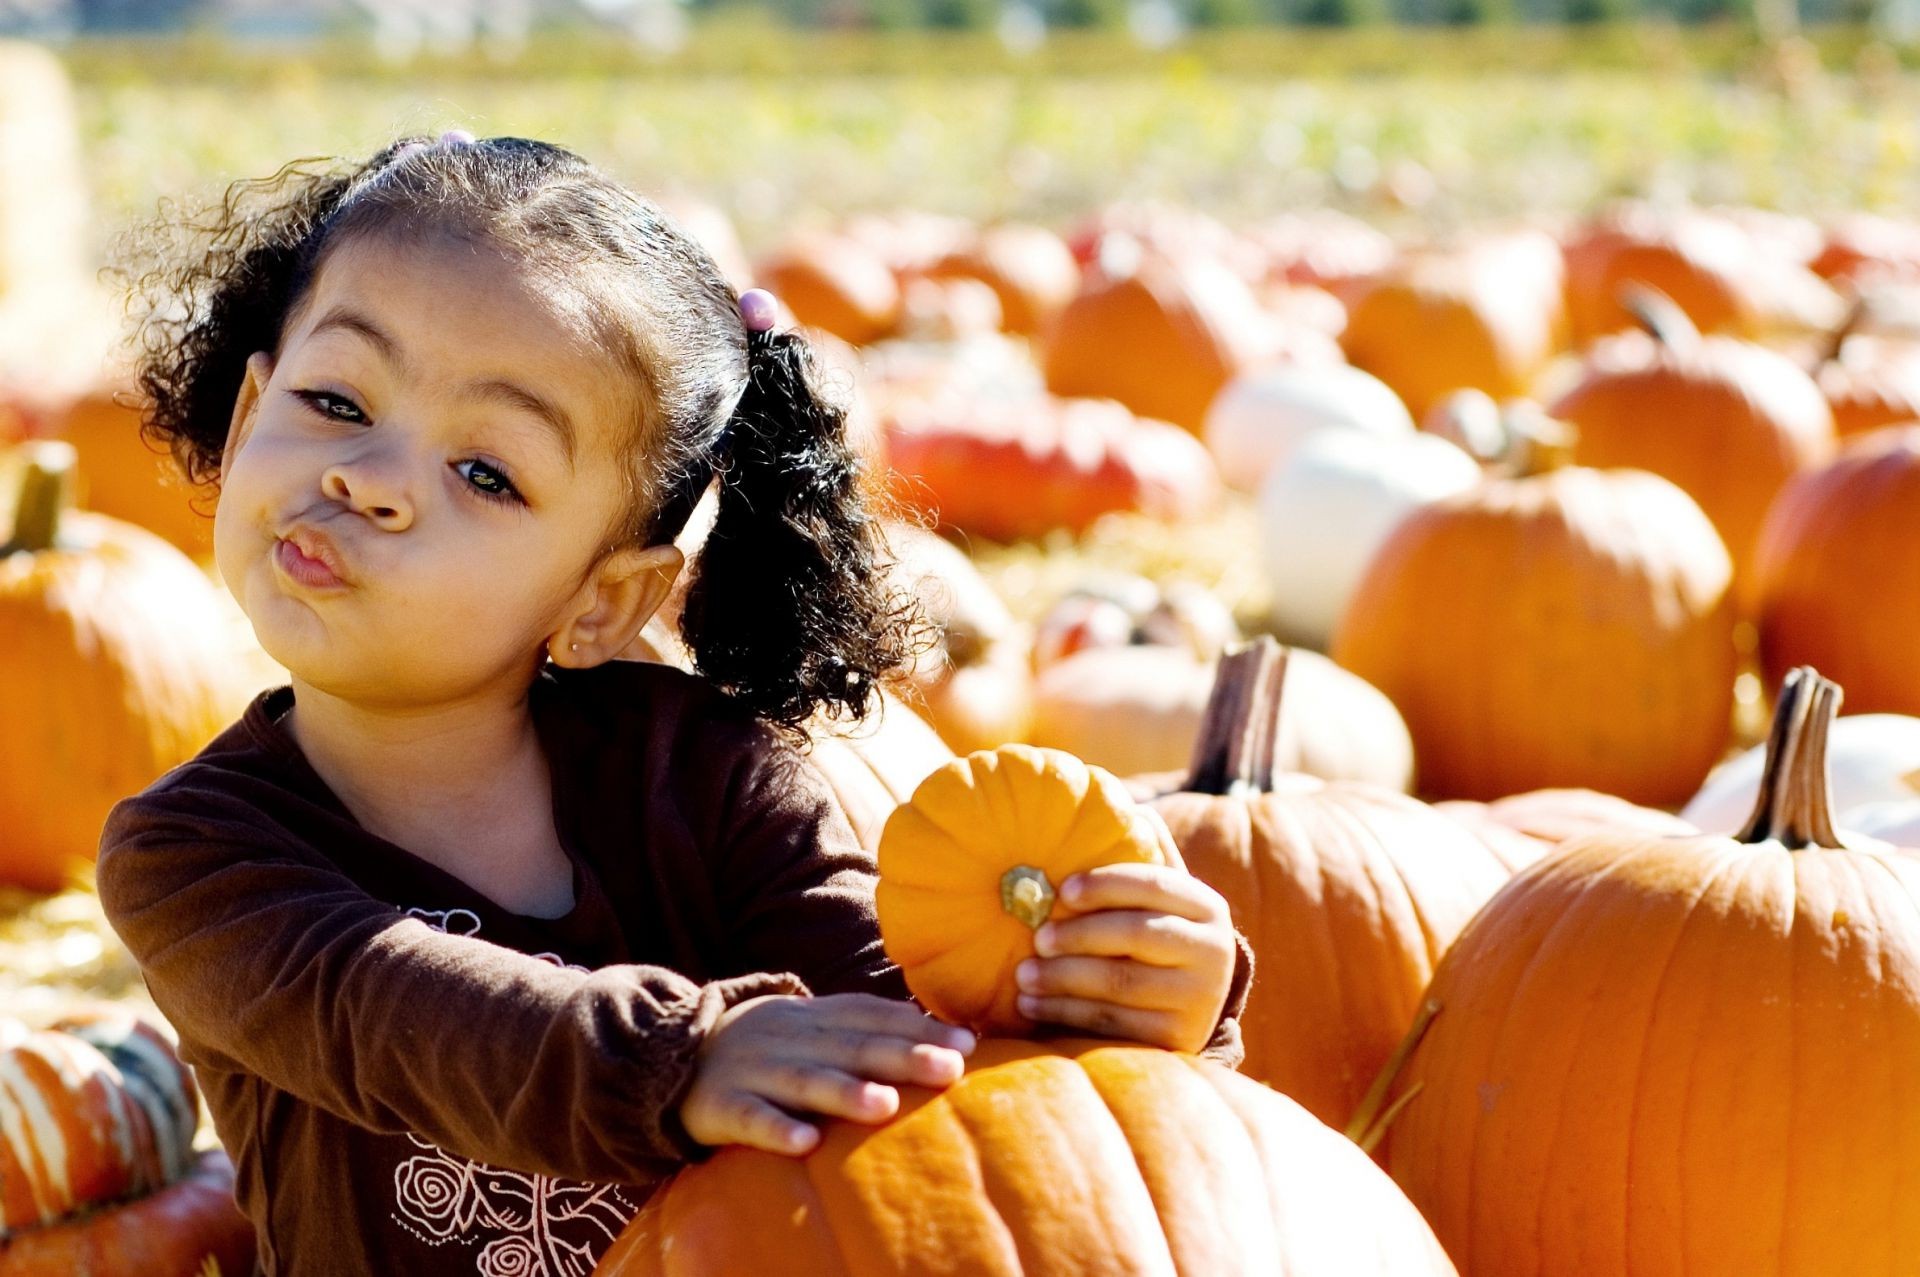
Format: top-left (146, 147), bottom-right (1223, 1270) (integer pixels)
top-left (1014, 864), bottom-right (1237, 1055)
top-left (680, 993), bottom-right (975, 1157)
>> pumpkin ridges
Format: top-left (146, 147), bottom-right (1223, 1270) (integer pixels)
top-left (1075, 1046), bottom-right (1276, 1272)
top-left (939, 1054), bottom-right (1170, 1275)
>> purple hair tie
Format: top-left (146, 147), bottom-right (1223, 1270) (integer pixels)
top-left (439, 129), bottom-right (477, 148)
top-left (739, 288), bottom-right (779, 334)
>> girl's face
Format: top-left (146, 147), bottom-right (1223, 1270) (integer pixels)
top-left (215, 230), bottom-right (677, 706)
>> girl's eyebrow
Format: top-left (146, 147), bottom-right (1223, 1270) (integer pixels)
top-left (306, 304), bottom-right (578, 471)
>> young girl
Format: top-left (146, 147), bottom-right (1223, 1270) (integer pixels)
top-left (96, 133), bottom-right (1250, 1277)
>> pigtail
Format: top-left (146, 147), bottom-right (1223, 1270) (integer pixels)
top-left (678, 328), bottom-right (917, 733)
top-left (113, 141), bottom-right (425, 488)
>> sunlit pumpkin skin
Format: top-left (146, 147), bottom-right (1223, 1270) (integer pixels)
top-left (1041, 244), bottom-right (1272, 434)
top-left (1547, 297), bottom-right (1835, 591)
top-left (927, 222), bottom-right (1081, 337)
top-left (1562, 204), bottom-right (1842, 345)
top-left (881, 393), bottom-right (1219, 542)
top-left (1333, 464), bottom-right (1736, 805)
top-left (0, 1009), bottom-right (196, 1233)
top-left (50, 384), bottom-right (215, 559)
top-left (1038, 644), bottom-right (1415, 793)
top-left (594, 1038), bottom-right (1458, 1277)
top-left (806, 700), bottom-right (954, 856)
top-left (0, 1149), bottom-right (254, 1277)
top-left (1809, 332), bottom-right (1920, 439)
top-left (1433, 788), bottom-right (1693, 872)
top-left (1139, 641), bottom-right (1514, 1129)
top-left (886, 524), bottom-right (1034, 754)
top-left (0, 445), bottom-right (250, 891)
top-left (1380, 669), bottom-right (1920, 1277)
top-left (1339, 235), bottom-right (1564, 424)
top-left (875, 745), bottom-right (1172, 1036)
top-left (756, 232), bottom-right (902, 346)
top-left (1752, 427), bottom-right (1920, 715)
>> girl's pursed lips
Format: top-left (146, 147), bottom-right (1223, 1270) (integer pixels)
top-left (274, 522), bottom-right (352, 587)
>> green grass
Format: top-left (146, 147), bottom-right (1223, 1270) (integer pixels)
top-left (34, 26), bottom-right (1920, 268)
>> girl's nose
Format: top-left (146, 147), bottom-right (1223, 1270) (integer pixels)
top-left (320, 453), bottom-right (413, 531)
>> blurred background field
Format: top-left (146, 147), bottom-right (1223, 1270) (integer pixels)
top-left (53, 25), bottom-right (1920, 265)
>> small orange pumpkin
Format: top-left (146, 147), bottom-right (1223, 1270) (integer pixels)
top-left (1041, 241), bottom-right (1272, 434)
top-left (874, 744), bottom-right (1172, 1036)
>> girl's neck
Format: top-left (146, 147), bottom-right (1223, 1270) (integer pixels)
top-left (281, 676), bottom-right (559, 880)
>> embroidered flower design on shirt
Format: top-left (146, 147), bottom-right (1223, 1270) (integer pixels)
top-left (390, 906), bottom-right (637, 1277)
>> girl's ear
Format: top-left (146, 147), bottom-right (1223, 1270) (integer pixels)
top-left (222, 351), bottom-right (275, 474)
top-left (548, 543), bottom-right (685, 668)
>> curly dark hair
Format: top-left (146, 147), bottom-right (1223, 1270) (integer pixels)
top-left (114, 135), bottom-right (920, 732)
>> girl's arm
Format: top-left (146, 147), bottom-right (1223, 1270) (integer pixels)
top-left (95, 787), bottom-right (802, 1185)
top-left (709, 736), bottom-right (1255, 1067)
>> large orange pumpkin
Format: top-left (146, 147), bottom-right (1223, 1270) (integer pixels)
top-left (1333, 458), bottom-right (1737, 806)
top-left (595, 1036), bottom-right (1457, 1277)
top-left (0, 444), bottom-right (253, 891)
top-left (1137, 639), bottom-right (1515, 1129)
top-left (874, 744), bottom-right (1172, 1036)
top-left (1752, 426), bottom-right (1920, 716)
top-left (1547, 289), bottom-right (1835, 591)
top-left (1379, 667), bottom-right (1920, 1277)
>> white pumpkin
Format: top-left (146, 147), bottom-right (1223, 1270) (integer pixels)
top-left (1681, 711), bottom-right (1920, 833)
top-left (1202, 362), bottom-right (1415, 493)
top-left (1257, 428), bottom-right (1481, 649)
top-left (1026, 643), bottom-right (1414, 791)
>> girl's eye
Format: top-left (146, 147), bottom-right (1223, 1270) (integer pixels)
top-left (455, 458), bottom-right (522, 506)
top-left (291, 389), bottom-right (367, 424)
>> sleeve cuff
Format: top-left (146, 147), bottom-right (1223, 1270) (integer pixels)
top-left (651, 970), bottom-right (812, 1164)
top-left (1197, 928), bottom-right (1255, 1070)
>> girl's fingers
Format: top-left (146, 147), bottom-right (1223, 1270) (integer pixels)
top-left (806, 993), bottom-right (977, 1053)
top-left (1015, 955), bottom-right (1195, 1012)
top-left (759, 1062), bottom-right (901, 1125)
top-left (1057, 864), bottom-right (1227, 923)
top-left (833, 1035), bottom-right (970, 1089)
top-left (721, 1093), bottom-right (824, 1157)
top-left (1013, 994), bottom-right (1185, 1050)
top-left (1034, 910), bottom-right (1215, 965)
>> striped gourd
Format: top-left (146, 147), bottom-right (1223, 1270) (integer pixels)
top-left (0, 1009), bottom-right (198, 1235)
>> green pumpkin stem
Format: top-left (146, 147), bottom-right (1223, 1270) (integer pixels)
top-left (999, 864), bottom-right (1056, 930)
top-left (1184, 636), bottom-right (1288, 797)
top-left (1344, 998), bottom-right (1442, 1154)
top-left (1734, 666), bottom-right (1844, 850)
top-left (2, 441), bottom-right (76, 556)
top-left (1620, 282), bottom-right (1703, 354)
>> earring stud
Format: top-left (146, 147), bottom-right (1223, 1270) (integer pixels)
top-left (571, 643), bottom-right (579, 653)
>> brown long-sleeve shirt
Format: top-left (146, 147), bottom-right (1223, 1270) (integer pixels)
top-left (96, 660), bottom-right (1250, 1277)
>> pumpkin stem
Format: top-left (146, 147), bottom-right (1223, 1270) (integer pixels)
top-left (999, 864), bottom-right (1056, 930)
top-left (2, 440), bottom-right (76, 556)
top-left (1184, 637), bottom-right (1288, 797)
top-left (1344, 998), bottom-right (1442, 1154)
top-left (1620, 282), bottom-right (1703, 353)
top-left (1734, 666), bottom-right (1844, 850)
